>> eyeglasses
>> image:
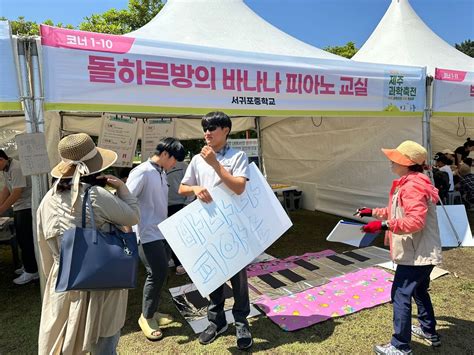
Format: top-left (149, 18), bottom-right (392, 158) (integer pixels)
top-left (202, 125), bottom-right (218, 132)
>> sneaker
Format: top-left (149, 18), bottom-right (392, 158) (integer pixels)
top-left (235, 322), bottom-right (253, 350)
top-left (175, 265), bottom-right (186, 276)
top-left (374, 343), bottom-right (412, 354)
top-left (168, 259), bottom-right (175, 268)
top-left (198, 322), bottom-right (228, 345)
top-left (14, 266), bottom-right (25, 275)
top-left (411, 325), bottom-right (441, 347)
top-left (13, 271), bottom-right (39, 285)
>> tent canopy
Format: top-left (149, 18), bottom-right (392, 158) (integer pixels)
top-left (126, 0), bottom-right (344, 60)
top-left (353, 0), bottom-right (473, 75)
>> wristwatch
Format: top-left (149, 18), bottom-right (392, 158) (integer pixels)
top-left (381, 221), bottom-right (390, 231)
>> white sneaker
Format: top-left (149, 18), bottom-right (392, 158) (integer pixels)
top-left (14, 266), bottom-right (25, 275)
top-left (13, 271), bottom-right (39, 285)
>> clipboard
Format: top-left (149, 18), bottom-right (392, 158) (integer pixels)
top-left (326, 220), bottom-right (378, 247)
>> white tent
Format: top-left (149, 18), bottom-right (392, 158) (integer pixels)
top-left (352, 0), bottom-right (472, 75)
top-left (353, 0), bottom-right (474, 154)
top-left (126, 0), bottom-right (343, 60)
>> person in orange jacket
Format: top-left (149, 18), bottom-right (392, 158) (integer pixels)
top-left (355, 140), bottom-right (442, 355)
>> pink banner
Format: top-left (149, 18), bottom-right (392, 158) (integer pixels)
top-left (254, 267), bottom-right (393, 331)
top-left (40, 25), bottom-right (134, 54)
top-left (435, 68), bottom-right (467, 82)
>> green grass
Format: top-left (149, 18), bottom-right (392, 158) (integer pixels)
top-left (0, 210), bottom-right (473, 354)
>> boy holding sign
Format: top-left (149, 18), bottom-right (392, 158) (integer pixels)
top-left (179, 111), bottom-right (252, 350)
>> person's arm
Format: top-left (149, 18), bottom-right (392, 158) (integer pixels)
top-left (200, 146), bottom-right (247, 195)
top-left (0, 186), bottom-right (9, 206)
top-left (92, 175), bottom-right (140, 227)
top-left (0, 187), bottom-right (22, 214)
top-left (386, 183), bottom-right (430, 234)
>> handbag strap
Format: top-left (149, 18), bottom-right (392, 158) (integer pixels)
top-left (82, 185), bottom-right (96, 229)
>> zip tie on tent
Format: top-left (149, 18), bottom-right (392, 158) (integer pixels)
top-left (457, 117), bottom-right (467, 137)
top-left (311, 116), bottom-right (323, 127)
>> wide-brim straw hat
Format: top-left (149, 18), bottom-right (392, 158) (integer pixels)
top-left (381, 140), bottom-right (427, 166)
top-left (51, 133), bottom-right (117, 178)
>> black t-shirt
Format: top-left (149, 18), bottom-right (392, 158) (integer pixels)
top-left (455, 146), bottom-right (469, 165)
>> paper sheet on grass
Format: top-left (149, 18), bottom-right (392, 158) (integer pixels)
top-left (159, 163), bottom-right (292, 297)
top-left (326, 220), bottom-right (378, 247)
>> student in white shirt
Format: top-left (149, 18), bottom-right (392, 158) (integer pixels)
top-left (179, 111), bottom-right (252, 350)
top-left (126, 138), bottom-right (185, 341)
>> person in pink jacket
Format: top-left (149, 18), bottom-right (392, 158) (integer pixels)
top-left (355, 140), bottom-right (442, 355)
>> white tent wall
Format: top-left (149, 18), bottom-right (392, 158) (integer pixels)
top-left (57, 113), bottom-right (255, 140)
top-left (260, 116), bottom-right (422, 218)
top-left (431, 116), bottom-right (474, 154)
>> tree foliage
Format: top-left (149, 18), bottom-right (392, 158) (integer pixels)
top-left (79, 0), bottom-right (164, 34)
top-left (455, 39), bottom-right (474, 58)
top-left (323, 41), bottom-right (358, 59)
top-left (0, 16), bottom-right (73, 36)
top-left (1, 0), bottom-right (163, 36)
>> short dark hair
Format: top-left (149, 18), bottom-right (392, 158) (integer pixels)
top-left (202, 111), bottom-right (232, 138)
top-left (464, 137), bottom-right (474, 148)
top-left (0, 150), bottom-right (9, 160)
top-left (155, 137), bottom-right (185, 162)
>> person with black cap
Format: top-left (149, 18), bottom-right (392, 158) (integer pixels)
top-left (433, 152), bottom-right (454, 192)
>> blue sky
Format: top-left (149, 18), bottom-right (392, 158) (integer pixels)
top-left (1, 0), bottom-right (472, 48)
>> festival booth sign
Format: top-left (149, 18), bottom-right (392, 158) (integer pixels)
top-left (40, 25), bottom-right (425, 117)
top-left (0, 21), bottom-right (21, 111)
top-left (432, 68), bottom-right (474, 117)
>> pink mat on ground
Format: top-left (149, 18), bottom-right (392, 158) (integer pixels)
top-left (246, 249), bottom-right (336, 277)
top-left (254, 267), bottom-right (393, 331)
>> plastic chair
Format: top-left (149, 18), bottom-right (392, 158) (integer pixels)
top-left (447, 191), bottom-right (462, 205)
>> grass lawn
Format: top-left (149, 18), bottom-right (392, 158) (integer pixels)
top-left (0, 209), bottom-right (473, 353)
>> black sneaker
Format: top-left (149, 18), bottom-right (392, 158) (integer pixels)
top-left (198, 322), bottom-right (228, 345)
top-left (411, 325), bottom-right (441, 347)
top-left (235, 322), bottom-right (253, 350)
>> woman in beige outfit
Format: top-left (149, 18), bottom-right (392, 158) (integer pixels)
top-left (37, 133), bottom-right (140, 354)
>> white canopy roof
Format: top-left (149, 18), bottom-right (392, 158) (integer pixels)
top-left (353, 0), bottom-right (473, 75)
top-left (127, 0), bottom-right (343, 60)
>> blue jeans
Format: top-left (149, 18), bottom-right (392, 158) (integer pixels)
top-left (391, 264), bottom-right (436, 351)
top-left (90, 331), bottom-right (120, 354)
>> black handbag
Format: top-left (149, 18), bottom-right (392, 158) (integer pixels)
top-left (56, 186), bottom-right (139, 292)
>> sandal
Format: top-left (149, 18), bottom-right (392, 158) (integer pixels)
top-left (153, 312), bottom-right (174, 326)
top-left (138, 314), bottom-right (163, 341)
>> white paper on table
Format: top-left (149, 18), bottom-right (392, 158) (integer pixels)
top-left (326, 220), bottom-right (378, 247)
top-left (159, 163), bottom-right (292, 297)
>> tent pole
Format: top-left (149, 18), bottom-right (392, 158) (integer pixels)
top-left (255, 116), bottom-right (265, 176)
top-left (18, 38), bottom-right (50, 297)
top-left (423, 74), bottom-right (461, 246)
